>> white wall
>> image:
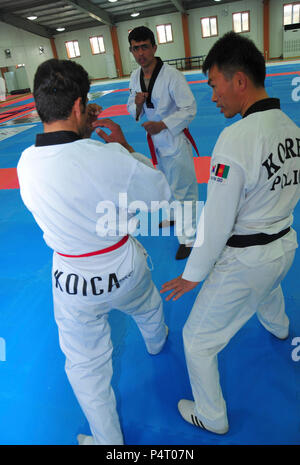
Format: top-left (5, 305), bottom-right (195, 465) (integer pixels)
top-left (53, 11), bottom-right (185, 78)
top-left (116, 12), bottom-right (185, 76)
top-left (55, 0), bottom-right (264, 78)
top-left (188, 0), bottom-right (263, 57)
top-left (0, 21), bottom-right (53, 91)
top-left (0, 1), bottom-right (296, 89)
top-left (269, 0), bottom-right (286, 59)
top-left (53, 24), bottom-right (113, 80)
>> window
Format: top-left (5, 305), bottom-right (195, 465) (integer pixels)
top-left (89, 36), bottom-right (106, 54)
top-left (156, 24), bottom-right (173, 44)
top-left (200, 16), bottom-right (218, 38)
top-left (284, 3), bottom-right (300, 25)
top-left (65, 40), bottom-right (80, 58)
top-left (232, 11), bottom-right (250, 33)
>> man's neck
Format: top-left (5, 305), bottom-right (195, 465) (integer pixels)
top-left (142, 57), bottom-right (158, 79)
top-left (240, 88), bottom-right (269, 117)
top-left (43, 120), bottom-right (78, 134)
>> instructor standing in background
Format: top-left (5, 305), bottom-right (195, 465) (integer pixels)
top-left (127, 26), bottom-right (199, 260)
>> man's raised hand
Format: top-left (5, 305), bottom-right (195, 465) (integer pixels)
top-left (93, 118), bottom-right (134, 153)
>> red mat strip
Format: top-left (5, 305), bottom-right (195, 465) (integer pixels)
top-left (0, 93), bottom-right (33, 108)
top-left (0, 102), bottom-right (36, 123)
top-left (0, 168), bottom-right (20, 189)
top-left (99, 104), bottom-right (129, 117)
top-left (0, 157), bottom-right (211, 190)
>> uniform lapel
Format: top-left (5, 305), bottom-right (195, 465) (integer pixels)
top-left (139, 57), bottom-right (164, 108)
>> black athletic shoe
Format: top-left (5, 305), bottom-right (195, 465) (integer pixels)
top-left (159, 220), bottom-right (175, 228)
top-left (175, 244), bottom-right (192, 260)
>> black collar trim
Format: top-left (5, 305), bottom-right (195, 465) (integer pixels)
top-left (35, 131), bottom-right (82, 147)
top-left (140, 57), bottom-right (164, 109)
top-left (243, 98), bottom-right (280, 118)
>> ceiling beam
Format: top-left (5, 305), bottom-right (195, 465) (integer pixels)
top-left (0, 10), bottom-right (53, 38)
top-left (54, 20), bottom-right (101, 33)
top-left (169, 0), bottom-right (186, 14)
top-left (65, 0), bottom-right (113, 26)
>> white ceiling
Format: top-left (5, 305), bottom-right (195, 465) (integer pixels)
top-left (0, 0), bottom-right (241, 38)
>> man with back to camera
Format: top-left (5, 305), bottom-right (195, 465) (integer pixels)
top-left (161, 32), bottom-right (300, 434)
top-left (17, 58), bottom-right (172, 445)
top-left (127, 26), bottom-right (199, 260)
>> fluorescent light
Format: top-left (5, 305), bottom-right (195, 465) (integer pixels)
top-left (131, 12), bottom-right (140, 17)
top-left (56, 27), bottom-right (65, 31)
top-left (27, 15), bottom-right (37, 20)
top-left (108, 0), bottom-right (118, 2)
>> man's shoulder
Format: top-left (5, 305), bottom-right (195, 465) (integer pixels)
top-left (130, 67), bottom-right (141, 79)
top-left (214, 119), bottom-right (252, 159)
top-left (77, 138), bottom-right (104, 148)
top-left (77, 138), bottom-right (131, 156)
top-left (21, 143), bottom-right (35, 154)
top-left (160, 63), bottom-right (190, 88)
top-left (18, 144), bottom-right (35, 169)
top-left (71, 140), bottom-right (139, 177)
top-left (220, 116), bottom-right (253, 139)
top-left (161, 62), bottom-right (185, 78)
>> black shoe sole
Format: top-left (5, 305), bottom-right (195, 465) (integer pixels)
top-left (159, 220), bottom-right (175, 228)
top-left (175, 245), bottom-right (192, 260)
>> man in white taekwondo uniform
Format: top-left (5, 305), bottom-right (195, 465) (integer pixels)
top-left (17, 59), bottom-right (171, 445)
top-left (161, 32), bottom-right (300, 434)
top-left (127, 26), bottom-right (199, 260)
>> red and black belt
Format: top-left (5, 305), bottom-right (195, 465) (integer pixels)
top-left (147, 128), bottom-right (199, 166)
top-left (56, 234), bottom-right (129, 258)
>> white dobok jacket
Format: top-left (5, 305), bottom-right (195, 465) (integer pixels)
top-left (127, 61), bottom-right (197, 158)
top-left (183, 98), bottom-right (300, 282)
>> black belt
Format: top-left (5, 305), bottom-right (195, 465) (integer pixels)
top-left (226, 227), bottom-right (290, 248)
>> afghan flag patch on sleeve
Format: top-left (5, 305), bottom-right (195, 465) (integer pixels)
top-left (211, 163), bottom-right (230, 184)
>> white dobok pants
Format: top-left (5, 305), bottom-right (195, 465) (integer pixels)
top-left (157, 137), bottom-right (198, 246)
top-left (183, 231), bottom-right (297, 432)
top-left (52, 238), bottom-right (167, 445)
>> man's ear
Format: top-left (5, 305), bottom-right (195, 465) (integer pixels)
top-left (73, 97), bottom-right (82, 117)
top-left (234, 71), bottom-right (247, 92)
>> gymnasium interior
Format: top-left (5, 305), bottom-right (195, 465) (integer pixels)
top-left (0, 0), bottom-right (300, 446)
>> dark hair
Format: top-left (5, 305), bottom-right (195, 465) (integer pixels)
top-left (202, 32), bottom-right (266, 87)
top-left (128, 26), bottom-right (156, 46)
top-left (33, 59), bottom-right (90, 123)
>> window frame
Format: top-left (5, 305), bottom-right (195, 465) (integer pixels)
top-left (200, 16), bottom-right (218, 38)
top-left (65, 40), bottom-right (81, 59)
top-left (232, 10), bottom-right (250, 34)
top-left (283, 2), bottom-right (300, 25)
top-left (89, 35), bottom-right (106, 55)
top-left (156, 23), bottom-right (174, 44)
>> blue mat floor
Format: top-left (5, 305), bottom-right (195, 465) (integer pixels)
top-left (0, 63), bottom-right (300, 445)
